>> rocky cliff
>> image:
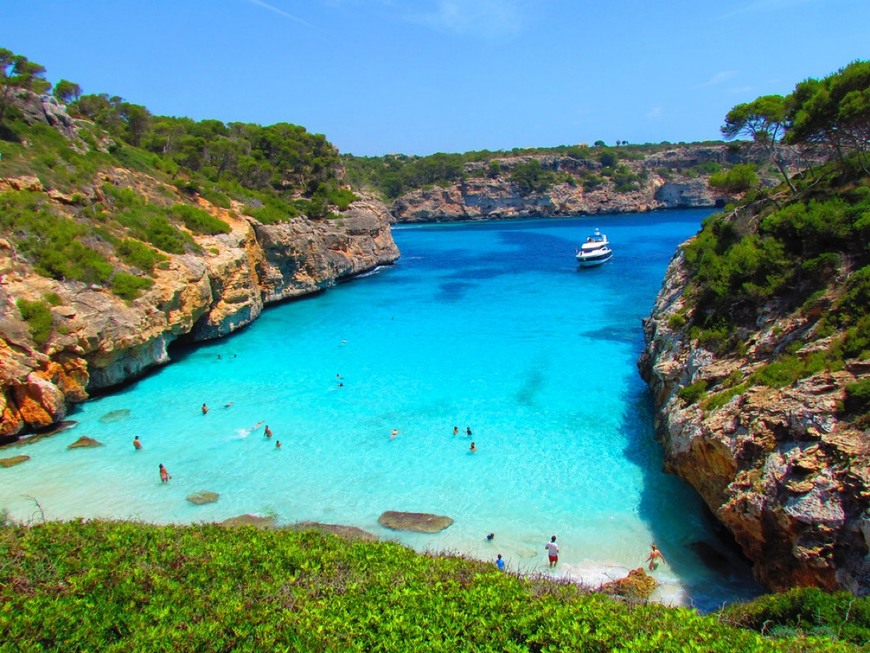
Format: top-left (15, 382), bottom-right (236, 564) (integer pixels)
top-left (639, 249), bottom-right (869, 595)
top-left (0, 94), bottom-right (399, 440)
top-left (390, 147), bottom-right (751, 222)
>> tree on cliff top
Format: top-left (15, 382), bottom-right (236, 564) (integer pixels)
top-left (787, 60), bottom-right (870, 174)
top-left (722, 94), bottom-right (797, 192)
top-left (0, 47), bottom-right (51, 125)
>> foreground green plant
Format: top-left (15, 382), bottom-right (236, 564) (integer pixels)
top-left (0, 520), bottom-right (865, 652)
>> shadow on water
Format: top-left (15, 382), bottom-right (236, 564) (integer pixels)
top-left (620, 381), bottom-right (764, 612)
top-left (423, 229), bottom-right (581, 302)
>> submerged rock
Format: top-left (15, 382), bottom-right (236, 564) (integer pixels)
top-left (378, 511), bottom-right (454, 533)
top-left (0, 454), bottom-right (30, 468)
top-left (187, 491), bottom-right (220, 505)
top-left (290, 521), bottom-right (378, 542)
top-left (67, 436), bottom-right (103, 449)
top-left (220, 514), bottom-right (277, 528)
top-left (99, 409), bottom-right (131, 423)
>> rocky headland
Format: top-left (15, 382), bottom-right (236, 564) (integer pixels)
top-left (639, 248), bottom-right (869, 595)
top-left (0, 92), bottom-right (399, 440)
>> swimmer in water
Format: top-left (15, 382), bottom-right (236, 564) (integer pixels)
top-left (201, 403), bottom-right (208, 415)
top-left (390, 428), bottom-right (399, 440)
top-left (470, 441), bottom-right (477, 453)
top-left (159, 464), bottom-right (171, 483)
top-left (133, 436), bottom-right (142, 451)
top-left (264, 425), bottom-right (273, 438)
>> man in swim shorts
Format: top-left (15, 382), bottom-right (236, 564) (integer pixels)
top-left (545, 535), bottom-right (559, 567)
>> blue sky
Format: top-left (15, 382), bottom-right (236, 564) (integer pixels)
top-left (3, 0), bottom-right (868, 156)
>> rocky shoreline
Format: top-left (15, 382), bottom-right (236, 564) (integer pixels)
top-left (0, 176), bottom-right (399, 441)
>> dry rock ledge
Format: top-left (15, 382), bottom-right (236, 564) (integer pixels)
top-left (378, 511), bottom-right (454, 533)
top-left (639, 250), bottom-right (869, 595)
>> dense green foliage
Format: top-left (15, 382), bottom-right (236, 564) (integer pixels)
top-left (709, 163), bottom-right (759, 193)
top-left (1, 520), bottom-right (865, 652)
top-left (0, 46), bottom-right (364, 311)
top-left (721, 587), bottom-right (870, 645)
top-left (15, 297), bottom-right (54, 346)
top-left (342, 141), bottom-right (720, 200)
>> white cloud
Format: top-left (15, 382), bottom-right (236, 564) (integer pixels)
top-left (245, 0), bottom-right (312, 27)
top-left (695, 70), bottom-right (738, 89)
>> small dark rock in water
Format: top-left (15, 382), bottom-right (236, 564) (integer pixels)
top-left (378, 511), bottom-right (454, 533)
top-left (220, 514), bottom-right (277, 528)
top-left (99, 409), bottom-right (131, 423)
top-left (68, 436), bottom-right (103, 449)
top-left (689, 540), bottom-right (730, 574)
top-left (290, 521), bottom-right (378, 542)
top-left (0, 454), bottom-right (30, 468)
top-left (187, 491), bottom-right (220, 505)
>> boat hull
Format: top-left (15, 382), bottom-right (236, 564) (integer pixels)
top-left (576, 250), bottom-right (612, 267)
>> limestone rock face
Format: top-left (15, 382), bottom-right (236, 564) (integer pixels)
top-left (639, 251), bottom-right (870, 595)
top-left (390, 147), bottom-right (745, 223)
top-left (0, 182), bottom-right (398, 437)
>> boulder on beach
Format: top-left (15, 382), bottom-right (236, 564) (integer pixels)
top-left (68, 436), bottom-right (103, 449)
top-left (599, 568), bottom-right (657, 600)
top-left (220, 514), bottom-right (277, 528)
top-left (377, 511), bottom-right (454, 533)
top-left (0, 454), bottom-right (30, 468)
top-left (187, 491), bottom-right (220, 505)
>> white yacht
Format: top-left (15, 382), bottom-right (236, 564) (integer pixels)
top-left (575, 228), bottom-right (613, 267)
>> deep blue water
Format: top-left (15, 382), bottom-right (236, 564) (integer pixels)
top-left (0, 209), bottom-right (762, 610)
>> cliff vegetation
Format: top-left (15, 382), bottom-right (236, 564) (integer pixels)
top-left (0, 47), bottom-right (399, 438)
top-left (640, 60), bottom-right (869, 594)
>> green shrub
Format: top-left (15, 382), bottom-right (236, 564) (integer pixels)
top-left (678, 379), bottom-right (708, 405)
top-left (709, 164), bottom-right (758, 193)
top-left (110, 273), bottom-right (154, 300)
top-left (16, 298), bottom-right (54, 346)
top-left (843, 378), bottom-right (870, 416)
top-left (703, 384), bottom-right (747, 411)
top-left (168, 203), bottom-right (231, 235)
top-left (115, 238), bottom-right (167, 273)
top-left (720, 587), bottom-right (870, 647)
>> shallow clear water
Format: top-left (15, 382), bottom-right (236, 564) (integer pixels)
top-left (0, 209), bottom-right (762, 610)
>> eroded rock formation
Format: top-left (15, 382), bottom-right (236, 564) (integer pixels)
top-left (0, 191), bottom-right (398, 439)
top-left (639, 252), bottom-right (870, 594)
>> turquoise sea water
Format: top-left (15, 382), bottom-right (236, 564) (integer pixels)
top-left (0, 209), bottom-right (762, 610)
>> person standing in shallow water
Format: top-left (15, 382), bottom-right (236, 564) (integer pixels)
top-left (133, 436), bottom-right (142, 450)
top-left (159, 464), bottom-right (171, 483)
top-left (545, 535), bottom-right (559, 568)
top-left (201, 403), bottom-right (208, 415)
top-left (646, 543), bottom-right (666, 570)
